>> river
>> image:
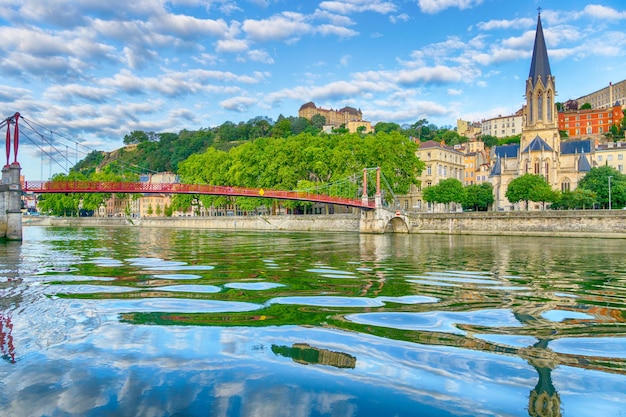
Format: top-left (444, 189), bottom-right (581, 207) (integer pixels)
top-left (1, 226), bottom-right (625, 416)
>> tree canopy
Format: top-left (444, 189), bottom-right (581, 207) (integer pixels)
top-left (505, 174), bottom-right (556, 209)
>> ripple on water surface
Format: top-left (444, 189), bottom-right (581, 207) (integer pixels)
top-left (345, 309), bottom-right (523, 335)
top-left (224, 282), bottom-right (285, 290)
top-left (269, 296), bottom-right (384, 308)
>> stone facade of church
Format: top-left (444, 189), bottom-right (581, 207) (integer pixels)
top-left (490, 13), bottom-right (595, 211)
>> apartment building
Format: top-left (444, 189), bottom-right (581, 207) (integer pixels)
top-left (595, 141), bottom-right (626, 174)
top-left (558, 104), bottom-right (623, 138)
top-left (399, 140), bottom-right (465, 212)
top-left (481, 114), bottom-right (523, 138)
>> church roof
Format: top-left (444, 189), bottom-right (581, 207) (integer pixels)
top-left (529, 13), bottom-right (551, 87)
top-left (578, 152), bottom-right (592, 172)
top-left (522, 135), bottom-right (553, 153)
top-left (493, 143), bottom-right (520, 158)
top-left (560, 139), bottom-right (592, 155)
top-left (490, 156), bottom-right (502, 176)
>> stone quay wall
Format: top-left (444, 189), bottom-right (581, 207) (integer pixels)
top-left (23, 210), bottom-right (626, 238)
top-left (409, 210), bottom-right (626, 238)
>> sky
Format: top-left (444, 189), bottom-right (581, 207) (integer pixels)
top-left (1, 0), bottom-right (626, 180)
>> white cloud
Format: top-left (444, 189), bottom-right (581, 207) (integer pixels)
top-left (319, 0), bottom-right (397, 15)
top-left (476, 17), bottom-right (534, 31)
top-left (447, 88), bottom-right (463, 96)
top-left (417, 0), bottom-right (483, 14)
top-left (584, 4), bottom-right (626, 20)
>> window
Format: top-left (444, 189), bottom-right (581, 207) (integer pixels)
top-left (619, 154), bottom-right (623, 160)
top-left (619, 165), bottom-right (624, 173)
top-left (608, 155), bottom-right (613, 161)
top-left (427, 166), bottom-right (432, 175)
top-left (561, 180), bottom-right (570, 192)
top-left (598, 156), bottom-right (603, 162)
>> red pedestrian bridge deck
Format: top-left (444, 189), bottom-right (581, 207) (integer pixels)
top-left (23, 181), bottom-right (375, 209)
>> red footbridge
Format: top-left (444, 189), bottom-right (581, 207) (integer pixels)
top-left (23, 180), bottom-right (376, 209)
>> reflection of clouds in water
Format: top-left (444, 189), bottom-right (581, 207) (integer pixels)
top-left (345, 309), bottom-right (522, 335)
top-left (224, 282), bottom-right (285, 290)
top-left (269, 296), bottom-right (384, 308)
top-left (2, 324), bottom-right (624, 417)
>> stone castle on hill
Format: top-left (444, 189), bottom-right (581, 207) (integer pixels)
top-left (298, 102), bottom-right (372, 134)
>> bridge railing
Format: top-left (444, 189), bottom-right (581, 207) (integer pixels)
top-left (23, 180), bottom-right (376, 209)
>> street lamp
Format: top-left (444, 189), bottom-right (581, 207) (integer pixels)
top-left (609, 175), bottom-right (613, 210)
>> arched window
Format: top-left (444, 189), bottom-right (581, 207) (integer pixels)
top-left (545, 159), bottom-right (550, 180)
top-left (529, 93), bottom-right (534, 123)
top-left (561, 178), bottom-right (571, 192)
top-left (537, 91), bottom-right (543, 121)
top-left (547, 92), bottom-right (552, 121)
top-left (534, 159), bottom-right (540, 174)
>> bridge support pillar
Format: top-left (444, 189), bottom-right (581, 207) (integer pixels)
top-left (1, 163), bottom-right (22, 241)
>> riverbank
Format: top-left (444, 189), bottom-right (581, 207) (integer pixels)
top-left (23, 209), bottom-right (626, 238)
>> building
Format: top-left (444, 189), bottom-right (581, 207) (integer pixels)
top-left (558, 104), bottom-right (623, 139)
top-left (457, 119), bottom-right (481, 139)
top-left (398, 140), bottom-right (465, 212)
top-left (298, 102), bottom-right (363, 128)
top-left (462, 141), bottom-right (491, 186)
top-left (576, 79), bottom-right (626, 109)
top-left (489, 12), bottom-right (595, 210)
top-left (480, 114), bottom-right (523, 138)
top-left (346, 120), bottom-right (372, 134)
top-left (595, 141), bottom-right (626, 174)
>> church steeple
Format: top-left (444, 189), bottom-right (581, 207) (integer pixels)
top-left (528, 10), bottom-right (551, 88)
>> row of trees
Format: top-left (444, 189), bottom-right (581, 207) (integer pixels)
top-left (423, 180), bottom-right (494, 211)
top-left (421, 166), bottom-right (626, 211)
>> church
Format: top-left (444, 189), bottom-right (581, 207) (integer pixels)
top-left (490, 12), bottom-right (594, 211)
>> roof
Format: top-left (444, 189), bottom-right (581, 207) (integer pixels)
top-left (529, 13), bottom-right (551, 87)
top-left (299, 101), bottom-right (316, 111)
top-left (490, 156), bottom-right (502, 176)
top-left (493, 143), bottom-right (520, 158)
top-left (522, 135), bottom-right (553, 153)
top-left (561, 139), bottom-right (592, 155)
top-left (418, 140), bottom-right (464, 155)
top-left (578, 152), bottom-right (591, 172)
top-left (339, 106), bottom-right (360, 115)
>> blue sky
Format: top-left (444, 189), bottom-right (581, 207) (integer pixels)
top-left (1, 0), bottom-right (626, 180)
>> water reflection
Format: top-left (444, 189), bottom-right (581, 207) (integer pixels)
top-left (0, 227), bottom-right (625, 416)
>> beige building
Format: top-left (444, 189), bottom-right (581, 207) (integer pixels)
top-left (576, 79), bottom-right (626, 109)
top-left (456, 119), bottom-right (481, 139)
top-left (399, 140), bottom-right (465, 212)
top-left (490, 13), bottom-right (595, 210)
top-left (298, 102), bottom-right (363, 128)
top-left (462, 141), bottom-right (490, 186)
top-left (595, 141), bottom-right (626, 173)
top-left (346, 120), bottom-right (372, 134)
top-left (481, 114), bottom-right (523, 138)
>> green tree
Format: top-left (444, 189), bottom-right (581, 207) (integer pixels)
top-left (505, 174), bottom-right (555, 210)
top-left (423, 178), bottom-right (465, 210)
top-left (580, 102), bottom-right (592, 110)
top-left (551, 189), bottom-right (597, 210)
top-left (577, 165), bottom-right (626, 209)
top-left (462, 183), bottom-right (494, 211)
top-left (123, 130), bottom-right (149, 145)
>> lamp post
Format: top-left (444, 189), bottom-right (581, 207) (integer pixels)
top-left (609, 175), bottom-right (613, 210)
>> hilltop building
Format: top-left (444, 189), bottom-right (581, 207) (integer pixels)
top-left (576, 79), bottom-right (626, 109)
top-left (489, 12), bottom-right (596, 210)
top-left (456, 119), bottom-right (481, 139)
top-left (298, 102), bottom-right (364, 128)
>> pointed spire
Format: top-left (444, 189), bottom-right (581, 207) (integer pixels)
top-left (529, 11), bottom-right (551, 87)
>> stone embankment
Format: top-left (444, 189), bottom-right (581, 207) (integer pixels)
top-left (23, 210), bottom-right (626, 238)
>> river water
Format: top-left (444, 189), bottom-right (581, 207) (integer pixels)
top-left (1, 226), bottom-right (625, 417)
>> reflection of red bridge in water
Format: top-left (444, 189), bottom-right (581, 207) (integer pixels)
top-left (0, 314), bottom-right (15, 363)
top-left (23, 180), bottom-right (378, 210)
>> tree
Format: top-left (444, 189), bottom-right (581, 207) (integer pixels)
top-left (580, 102), bottom-right (592, 110)
top-left (505, 174), bottom-right (556, 210)
top-left (423, 178), bottom-right (465, 211)
top-left (123, 130), bottom-right (149, 145)
top-left (462, 183), bottom-right (494, 211)
top-left (551, 189), bottom-right (596, 210)
top-left (577, 166), bottom-right (626, 209)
